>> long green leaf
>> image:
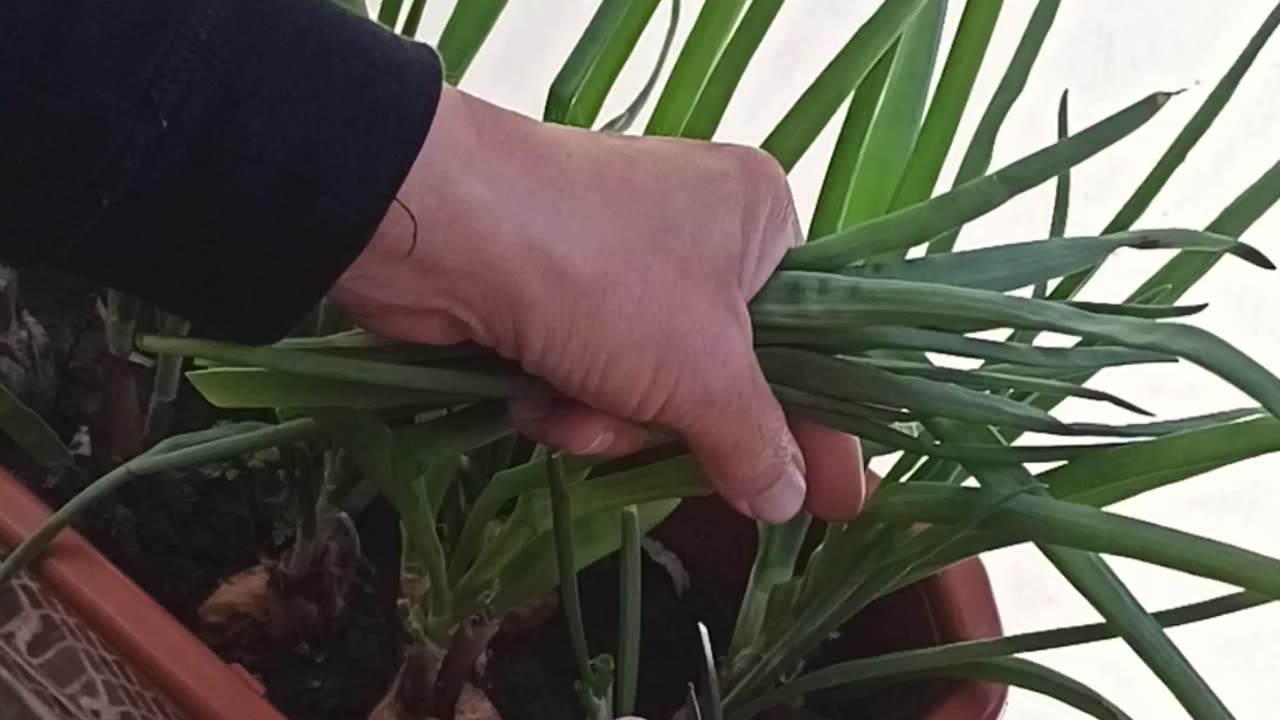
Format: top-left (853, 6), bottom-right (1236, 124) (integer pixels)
top-left (928, 0), bottom-right (1062, 253)
top-left (736, 590), bottom-right (1266, 718)
top-left (924, 419), bottom-right (1235, 720)
top-left (809, 42), bottom-right (898, 237)
top-left (728, 514), bottom-right (811, 675)
top-left (489, 497), bottom-right (678, 617)
top-left (615, 506), bottom-right (643, 717)
top-left (1047, 535), bottom-right (1222, 720)
top-left (743, 480), bottom-right (1017, 707)
top-left (887, 413), bottom-right (1276, 588)
top-left (890, 0), bottom-right (1004, 209)
top-left (1062, 300), bottom-right (1207, 320)
top-left (599, 0), bottom-right (681, 133)
top-left (1050, 89), bottom-right (1073, 239)
top-left (762, 0), bottom-right (930, 170)
top-left (375, 0), bottom-right (404, 27)
top-left (520, 455), bottom-right (707, 526)
top-left (837, 0), bottom-right (947, 227)
top-left (752, 273), bottom-right (1280, 421)
top-left (546, 454), bottom-right (597, 697)
top-left (786, 91), bottom-right (1174, 269)
top-left (678, 0), bottom-right (786, 139)
top-left (646, 0), bottom-right (750, 136)
top-left (0, 420), bottom-right (321, 586)
top-left (1081, 408), bottom-right (1263, 437)
top-left (1022, 155), bottom-right (1280, 419)
top-left (401, 0), bottom-right (428, 36)
top-left (453, 454), bottom-right (702, 603)
top-left (855, 357), bottom-right (1151, 414)
top-left (1041, 415), bottom-right (1280, 507)
top-left (437, 0), bottom-right (509, 85)
top-left (449, 454), bottom-right (598, 583)
top-left (840, 229), bottom-right (1270, 291)
top-left (1013, 88), bottom-right (1072, 343)
top-left (0, 382), bottom-right (69, 467)
top-left (140, 335), bottom-right (531, 399)
top-left (906, 658), bottom-right (1132, 720)
top-left (762, 348), bottom-right (1088, 435)
top-left (186, 367), bottom-right (466, 409)
top-left (868, 482), bottom-right (1280, 603)
top-left (781, 398), bottom-right (1135, 464)
top-left (545, 0), bottom-right (662, 127)
top-left (392, 402), bottom-right (513, 463)
top-left (1133, 156), bottom-right (1280, 305)
top-left (754, 325), bottom-right (1175, 368)
top-left (1051, 1), bottom-right (1280, 301)
top-left (725, 522), bottom-right (900, 706)
top-left (311, 409), bottom-right (453, 624)
top-left (451, 454), bottom-right (698, 611)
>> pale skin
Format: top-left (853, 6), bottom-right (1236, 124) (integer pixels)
top-left (331, 85), bottom-right (867, 525)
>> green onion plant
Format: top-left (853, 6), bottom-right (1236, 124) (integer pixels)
top-left (6, 2), bottom-right (1280, 719)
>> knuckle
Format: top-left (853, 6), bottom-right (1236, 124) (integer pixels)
top-left (727, 144), bottom-right (789, 189)
top-left (717, 145), bottom-right (801, 248)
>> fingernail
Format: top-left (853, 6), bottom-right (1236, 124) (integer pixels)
top-left (510, 396), bottom-right (554, 422)
top-left (748, 461), bottom-right (806, 523)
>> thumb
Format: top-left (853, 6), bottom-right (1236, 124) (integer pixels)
top-left (677, 352), bottom-right (806, 524)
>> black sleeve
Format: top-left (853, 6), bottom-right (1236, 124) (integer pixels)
top-left (0, 0), bottom-right (443, 343)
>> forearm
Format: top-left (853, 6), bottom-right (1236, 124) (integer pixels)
top-left (0, 0), bottom-right (443, 342)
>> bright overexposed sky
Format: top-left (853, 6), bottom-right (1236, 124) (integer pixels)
top-left (393, 2), bottom-right (1280, 718)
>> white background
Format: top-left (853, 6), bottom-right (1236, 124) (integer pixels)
top-left (393, 2), bottom-right (1280, 717)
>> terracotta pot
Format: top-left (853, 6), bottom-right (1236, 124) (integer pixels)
top-left (0, 469), bottom-right (283, 720)
top-left (652, 494), bottom-right (1006, 720)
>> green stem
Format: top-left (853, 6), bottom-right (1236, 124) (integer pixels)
top-left (725, 522), bottom-right (895, 706)
top-left (437, 0), bottom-right (509, 85)
top-left (0, 419), bottom-right (322, 586)
top-left (599, 0), bottom-right (682, 134)
top-left (415, 467), bottom-right (455, 638)
top-left (284, 447), bottom-right (326, 579)
top-left (615, 506), bottom-right (643, 718)
top-left (143, 312), bottom-right (191, 445)
top-left (547, 453), bottom-right (593, 684)
top-left (795, 520), bottom-right (842, 609)
top-left (137, 334), bottom-right (530, 398)
top-left (376, 0), bottom-right (406, 28)
top-left (401, 0), bottom-right (429, 37)
top-left (727, 514), bottom-right (810, 675)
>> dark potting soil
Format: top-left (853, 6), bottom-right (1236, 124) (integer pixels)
top-left (3, 273), bottom-right (404, 720)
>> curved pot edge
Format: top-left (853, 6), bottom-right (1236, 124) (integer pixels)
top-left (918, 557), bottom-right (1008, 720)
top-left (0, 468), bottom-right (284, 720)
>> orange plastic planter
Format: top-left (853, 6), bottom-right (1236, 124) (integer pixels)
top-left (0, 469), bottom-right (283, 720)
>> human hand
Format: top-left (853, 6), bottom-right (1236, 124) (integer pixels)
top-left (331, 86), bottom-right (865, 523)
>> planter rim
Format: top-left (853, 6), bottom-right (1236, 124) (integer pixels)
top-left (917, 556), bottom-right (1007, 720)
top-left (0, 468), bottom-right (284, 720)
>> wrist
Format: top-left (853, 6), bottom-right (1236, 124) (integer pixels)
top-left (332, 86), bottom-right (578, 350)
